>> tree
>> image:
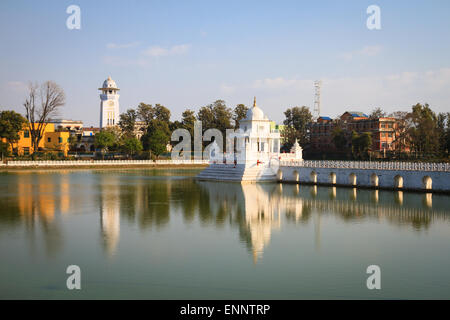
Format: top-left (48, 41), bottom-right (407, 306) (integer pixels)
top-left (23, 81), bottom-right (65, 155)
top-left (142, 119), bottom-right (170, 157)
top-left (68, 134), bottom-right (79, 152)
top-left (121, 137), bottom-right (143, 158)
top-left (332, 126), bottom-right (347, 151)
top-left (445, 113), bottom-right (450, 157)
top-left (233, 104), bottom-right (249, 128)
top-left (283, 106), bottom-right (312, 147)
top-left (197, 100), bottom-right (232, 133)
top-left (0, 110), bottom-right (27, 154)
top-left (369, 107), bottom-right (386, 119)
top-left (0, 141), bottom-right (9, 160)
top-left (197, 105), bottom-right (215, 130)
top-left (181, 109), bottom-right (196, 133)
top-left (437, 112), bottom-right (447, 157)
top-left (154, 104), bottom-right (171, 122)
top-left (389, 111), bottom-right (411, 157)
top-left (137, 103), bottom-right (154, 127)
top-left (118, 108), bottom-right (137, 137)
top-left (95, 130), bottom-right (116, 157)
top-left (407, 103), bottom-right (439, 158)
top-left (351, 131), bottom-right (372, 159)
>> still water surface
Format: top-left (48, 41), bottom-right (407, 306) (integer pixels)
top-left (0, 169), bottom-right (450, 299)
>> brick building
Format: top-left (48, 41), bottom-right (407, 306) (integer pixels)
top-left (309, 111), bottom-right (409, 156)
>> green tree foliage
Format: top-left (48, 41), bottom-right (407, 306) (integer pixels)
top-left (197, 100), bottom-right (232, 134)
top-left (407, 103), bottom-right (440, 157)
top-left (332, 126), bottom-right (347, 151)
top-left (137, 103), bottom-right (154, 127)
top-left (118, 109), bottom-right (137, 137)
top-left (0, 141), bottom-right (10, 159)
top-left (283, 106), bottom-right (312, 147)
top-left (142, 119), bottom-right (170, 156)
top-left (181, 109), bottom-right (196, 134)
top-left (233, 104), bottom-right (249, 128)
top-left (154, 104), bottom-right (171, 123)
top-left (351, 131), bottom-right (372, 159)
top-left (0, 110), bottom-right (27, 151)
top-left (95, 130), bottom-right (117, 153)
top-left (121, 137), bottom-right (143, 157)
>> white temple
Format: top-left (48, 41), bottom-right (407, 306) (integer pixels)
top-left (197, 97), bottom-right (303, 182)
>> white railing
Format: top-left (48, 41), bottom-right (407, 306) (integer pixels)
top-left (280, 160), bottom-right (450, 172)
top-left (3, 159), bottom-right (209, 167)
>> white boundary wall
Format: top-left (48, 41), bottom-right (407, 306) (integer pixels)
top-left (3, 160), bottom-right (209, 167)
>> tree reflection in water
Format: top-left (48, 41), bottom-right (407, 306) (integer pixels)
top-left (0, 170), bottom-right (449, 262)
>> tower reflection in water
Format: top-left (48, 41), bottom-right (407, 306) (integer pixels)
top-left (99, 174), bottom-right (120, 257)
top-left (2, 172), bottom-right (447, 263)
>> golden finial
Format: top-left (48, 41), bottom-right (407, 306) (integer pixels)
top-left (253, 96), bottom-right (256, 108)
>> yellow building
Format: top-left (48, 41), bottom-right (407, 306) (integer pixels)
top-left (6, 123), bottom-right (70, 156)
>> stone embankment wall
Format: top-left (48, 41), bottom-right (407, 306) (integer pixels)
top-left (278, 160), bottom-right (450, 193)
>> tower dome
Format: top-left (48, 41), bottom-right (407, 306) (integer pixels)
top-left (101, 76), bottom-right (119, 90)
top-left (245, 97), bottom-right (265, 120)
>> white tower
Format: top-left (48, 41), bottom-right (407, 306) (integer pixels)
top-left (99, 76), bottom-right (120, 128)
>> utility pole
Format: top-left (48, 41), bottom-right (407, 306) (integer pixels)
top-left (313, 80), bottom-right (322, 120)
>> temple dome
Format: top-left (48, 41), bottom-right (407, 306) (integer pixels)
top-left (245, 97), bottom-right (265, 120)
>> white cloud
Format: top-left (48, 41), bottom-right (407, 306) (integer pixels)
top-left (218, 68), bottom-right (450, 121)
top-left (341, 45), bottom-right (383, 60)
top-left (104, 44), bottom-right (191, 66)
top-left (106, 41), bottom-right (141, 49)
top-left (142, 44), bottom-right (191, 57)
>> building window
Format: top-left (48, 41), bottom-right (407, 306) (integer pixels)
top-left (23, 147), bottom-right (30, 155)
top-left (58, 137), bottom-right (62, 143)
top-left (388, 132), bottom-right (393, 138)
top-left (47, 137), bottom-right (51, 142)
top-left (24, 131), bottom-right (30, 138)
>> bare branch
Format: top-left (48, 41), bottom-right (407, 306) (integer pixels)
top-left (22, 81), bottom-right (65, 154)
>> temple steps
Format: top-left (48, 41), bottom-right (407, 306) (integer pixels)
top-left (196, 164), bottom-right (276, 182)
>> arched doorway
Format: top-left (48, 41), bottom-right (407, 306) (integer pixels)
top-left (329, 172), bottom-right (336, 184)
top-left (370, 173), bottom-right (379, 187)
top-left (394, 175), bottom-right (404, 189)
top-left (276, 169), bottom-right (283, 181)
top-left (423, 176), bottom-right (432, 190)
top-left (310, 171), bottom-right (317, 183)
top-left (293, 170), bottom-right (299, 182)
top-left (349, 173), bottom-right (357, 186)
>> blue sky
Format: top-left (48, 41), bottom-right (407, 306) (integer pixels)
top-left (1, 0), bottom-right (449, 126)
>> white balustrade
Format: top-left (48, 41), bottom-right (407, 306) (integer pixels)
top-left (279, 159), bottom-right (449, 172)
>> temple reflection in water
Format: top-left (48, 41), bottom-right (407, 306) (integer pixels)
top-left (1, 171), bottom-right (449, 262)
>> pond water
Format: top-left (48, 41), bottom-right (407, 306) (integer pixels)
top-left (0, 169), bottom-right (449, 299)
